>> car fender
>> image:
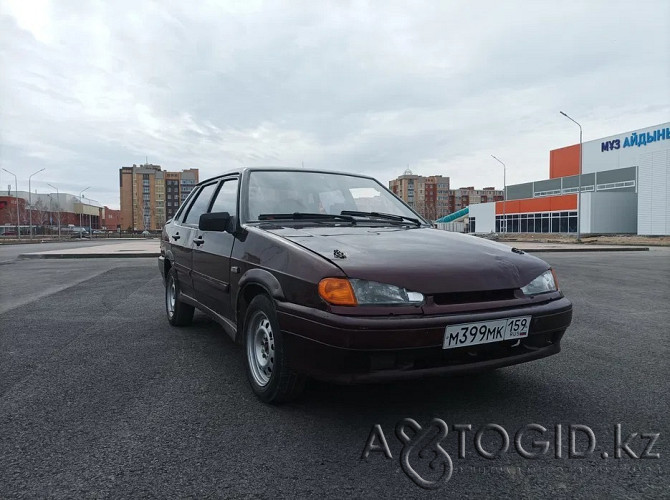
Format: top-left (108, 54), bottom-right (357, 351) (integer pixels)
top-left (164, 248), bottom-right (176, 268)
top-left (237, 268), bottom-right (285, 301)
top-left (234, 268), bottom-right (286, 344)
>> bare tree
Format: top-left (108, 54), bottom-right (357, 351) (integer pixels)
top-left (51, 201), bottom-right (66, 235)
top-left (32, 199), bottom-right (50, 229)
top-left (4, 200), bottom-right (27, 230)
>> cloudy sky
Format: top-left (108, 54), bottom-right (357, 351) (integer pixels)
top-left (1, 0), bottom-right (668, 209)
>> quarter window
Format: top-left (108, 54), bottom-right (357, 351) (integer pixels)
top-left (183, 183), bottom-right (217, 225)
top-left (210, 178), bottom-right (239, 215)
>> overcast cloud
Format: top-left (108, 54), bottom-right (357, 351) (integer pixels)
top-left (1, 0), bottom-right (668, 208)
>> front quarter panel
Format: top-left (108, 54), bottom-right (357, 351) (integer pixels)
top-left (161, 223), bottom-right (176, 265)
top-left (231, 225), bottom-right (342, 317)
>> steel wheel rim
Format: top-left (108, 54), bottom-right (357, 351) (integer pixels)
top-left (247, 311), bottom-right (275, 387)
top-left (166, 277), bottom-right (176, 318)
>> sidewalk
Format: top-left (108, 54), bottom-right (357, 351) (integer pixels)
top-left (500, 241), bottom-right (648, 252)
top-left (17, 238), bottom-right (648, 259)
top-left (19, 240), bottom-right (160, 259)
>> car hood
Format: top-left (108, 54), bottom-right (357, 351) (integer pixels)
top-left (264, 225), bottom-right (548, 294)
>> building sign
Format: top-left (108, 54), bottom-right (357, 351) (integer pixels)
top-left (601, 127), bottom-right (669, 152)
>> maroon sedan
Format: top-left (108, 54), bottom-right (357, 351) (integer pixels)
top-left (159, 168), bottom-right (572, 403)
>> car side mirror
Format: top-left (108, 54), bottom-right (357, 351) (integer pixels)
top-left (199, 212), bottom-right (233, 233)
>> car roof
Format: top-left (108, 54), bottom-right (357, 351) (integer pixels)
top-left (194, 167), bottom-right (379, 187)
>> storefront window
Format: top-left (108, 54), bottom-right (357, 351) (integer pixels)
top-left (492, 211), bottom-right (578, 233)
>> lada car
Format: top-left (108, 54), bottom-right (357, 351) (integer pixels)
top-left (159, 168), bottom-right (572, 403)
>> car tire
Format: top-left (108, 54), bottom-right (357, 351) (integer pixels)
top-left (166, 266), bottom-right (194, 326)
top-left (244, 295), bottom-right (305, 404)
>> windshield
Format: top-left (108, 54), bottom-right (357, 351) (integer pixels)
top-left (245, 170), bottom-right (424, 224)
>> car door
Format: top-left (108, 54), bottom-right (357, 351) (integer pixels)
top-left (166, 189), bottom-right (198, 298)
top-left (191, 176), bottom-right (239, 320)
top-left (175, 181), bottom-right (219, 299)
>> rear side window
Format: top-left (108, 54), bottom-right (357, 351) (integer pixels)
top-left (183, 183), bottom-right (217, 225)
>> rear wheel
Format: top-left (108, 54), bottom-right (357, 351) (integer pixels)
top-left (166, 266), bottom-right (194, 326)
top-left (244, 295), bottom-right (305, 403)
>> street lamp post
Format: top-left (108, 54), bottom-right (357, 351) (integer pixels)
top-left (47, 194), bottom-right (52, 233)
top-left (491, 155), bottom-right (507, 234)
top-left (79, 187), bottom-right (90, 238)
top-left (85, 197), bottom-right (99, 233)
top-left (2, 168), bottom-right (20, 239)
top-left (28, 168), bottom-right (45, 239)
top-left (47, 183), bottom-right (61, 239)
top-left (560, 111), bottom-right (583, 242)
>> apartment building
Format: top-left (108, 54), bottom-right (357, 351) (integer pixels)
top-left (119, 164), bottom-right (199, 231)
top-left (389, 170), bottom-right (503, 221)
top-left (388, 171), bottom-right (450, 221)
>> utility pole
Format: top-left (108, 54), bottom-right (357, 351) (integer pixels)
top-left (48, 183), bottom-right (61, 238)
top-left (28, 168), bottom-right (45, 239)
top-left (85, 197), bottom-right (99, 233)
top-left (79, 187), bottom-right (90, 238)
top-left (2, 168), bottom-right (20, 239)
top-left (560, 111), bottom-right (583, 242)
top-left (491, 155), bottom-right (507, 234)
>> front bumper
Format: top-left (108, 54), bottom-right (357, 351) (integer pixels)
top-left (276, 297), bottom-right (572, 383)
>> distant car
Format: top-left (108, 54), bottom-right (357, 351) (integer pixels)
top-left (142, 230), bottom-right (151, 237)
top-left (71, 231), bottom-right (89, 238)
top-left (158, 168), bottom-right (572, 403)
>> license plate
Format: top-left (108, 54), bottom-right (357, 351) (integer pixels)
top-left (443, 316), bottom-right (531, 350)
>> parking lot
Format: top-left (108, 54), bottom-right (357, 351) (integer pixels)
top-left (1, 248), bottom-right (668, 498)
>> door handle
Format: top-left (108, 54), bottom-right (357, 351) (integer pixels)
top-left (172, 233), bottom-right (180, 241)
top-left (193, 236), bottom-right (205, 246)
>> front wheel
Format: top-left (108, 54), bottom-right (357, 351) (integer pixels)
top-left (244, 295), bottom-right (305, 403)
top-left (165, 266), bottom-right (194, 326)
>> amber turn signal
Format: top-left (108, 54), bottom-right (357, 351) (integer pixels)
top-left (551, 268), bottom-right (560, 290)
top-left (318, 278), bottom-right (357, 306)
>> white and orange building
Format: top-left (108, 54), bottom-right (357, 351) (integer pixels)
top-left (468, 122), bottom-right (670, 236)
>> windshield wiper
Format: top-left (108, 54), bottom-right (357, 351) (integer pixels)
top-left (340, 210), bottom-right (422, 227)
top-left (258, 212), bottom-right (357, 224)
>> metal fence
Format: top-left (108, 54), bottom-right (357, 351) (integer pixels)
top-left (435, 221), bottom-right (466, 232)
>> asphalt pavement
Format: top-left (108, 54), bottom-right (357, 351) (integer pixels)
top-left (0, 249), bottom-right (668, 498)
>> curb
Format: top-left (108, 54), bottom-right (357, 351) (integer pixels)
top-left (19, 253), bottom-right (160, 259)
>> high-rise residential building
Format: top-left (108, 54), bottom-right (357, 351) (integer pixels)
top-left (389, 170), bottom-right (450, 221)
top-left (450, 186), bottom-right (505, 212)
top-left (120, 164), bottom-right (199, 231)
top-left (389, 169), bottom-right (503, 221)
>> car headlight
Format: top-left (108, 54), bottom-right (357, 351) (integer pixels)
top-left (350, 279), bottom-right (424, 305)
top-left (521, 270), bottom-right (558, 296)
top-left (318, 278), bottom-right (424, 306)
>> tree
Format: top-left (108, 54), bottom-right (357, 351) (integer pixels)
top-left (4, 199), bottom-right (27, 228)
top-left (32, 199), bottom-right (50, 228)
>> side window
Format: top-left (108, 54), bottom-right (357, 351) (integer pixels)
top-left (183, 183), bottom-right (217, 225)
top-left (210, 178), bottom-right (239, 215)
top-left (174, 188), bottom-right (198, 221)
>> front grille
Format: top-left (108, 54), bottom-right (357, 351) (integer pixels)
top-left (432, 288), bottom-right (516, 305)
